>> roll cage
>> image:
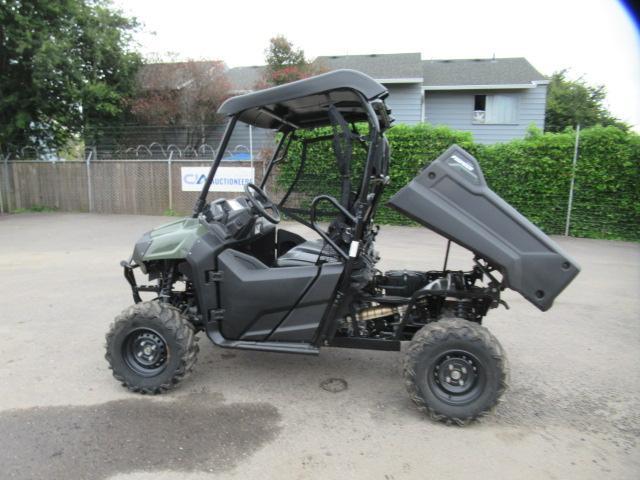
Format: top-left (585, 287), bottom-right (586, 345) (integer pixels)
top-left (193, 69), bottom-right (393, 261)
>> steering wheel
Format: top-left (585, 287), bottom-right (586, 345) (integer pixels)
top-left (244, 183), bottom-right (281, 224)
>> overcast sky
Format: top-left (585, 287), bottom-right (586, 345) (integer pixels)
top-left (113, 0), bottom-right (640, 130)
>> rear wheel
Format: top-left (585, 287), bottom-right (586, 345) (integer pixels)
top-left (105, 301), bottom-right (198, 394)
top-left (403, 318), bottom-right (508, 425)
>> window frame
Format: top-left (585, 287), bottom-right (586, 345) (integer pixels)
top-left (472, 93), bottom-right (519, 125)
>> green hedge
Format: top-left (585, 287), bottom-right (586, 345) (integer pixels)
top-left (478, 126), bottom-right (640, 240)
top-left (276, 124), bottom-right (640, 241)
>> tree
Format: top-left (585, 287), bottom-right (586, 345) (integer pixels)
top-left (0, 0), bottom-right (142, 152)
top-left (129, 60), bottom-right (230, 147)
top-left (260, 35), bottom-right (313, 87)
top-left (545, 70), bottom-right (628, 132)
top-left (130, 60), bottom-right (230, 126)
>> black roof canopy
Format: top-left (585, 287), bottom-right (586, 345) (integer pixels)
top-left (217, 69), bottom-right (388, 130)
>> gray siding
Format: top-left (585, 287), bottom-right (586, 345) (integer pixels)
top-left (384, 83), bottom-right (423, 125)
top-left (424, 85), bottom-right (547, 144)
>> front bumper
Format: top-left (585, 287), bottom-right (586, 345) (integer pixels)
top-left (121, 259), bottom-right (159, 303)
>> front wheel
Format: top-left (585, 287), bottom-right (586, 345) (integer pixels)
top-left (105, 301), bottom-right (198, 394)
top-left (403, 318), bottom-right (508, 425)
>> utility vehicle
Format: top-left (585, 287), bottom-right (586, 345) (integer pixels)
top-left (106, 70), bottom-right (580, 424)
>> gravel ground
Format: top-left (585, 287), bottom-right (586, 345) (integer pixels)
top-left (0, 212), bottom-right (638, 480)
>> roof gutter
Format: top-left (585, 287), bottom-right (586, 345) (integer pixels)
top-left (423, 80), bottom-right (548, 91)
top-left (375, 77), bottom-right (423, 84)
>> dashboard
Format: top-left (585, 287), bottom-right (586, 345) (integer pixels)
top-left (203, 196), bottom-right (271, 241)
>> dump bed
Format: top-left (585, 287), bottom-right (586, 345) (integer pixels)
top-left (388, 145), bottom-right (580, 311)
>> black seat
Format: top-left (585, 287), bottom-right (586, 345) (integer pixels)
top-left (276, 239), bottom-right (340, 267)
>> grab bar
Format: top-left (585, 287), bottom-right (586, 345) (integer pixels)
top-left (309, 195), bottom-right (357, 260)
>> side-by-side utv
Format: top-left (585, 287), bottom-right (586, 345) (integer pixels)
top-left (105, 70), bottom-right (580, 424)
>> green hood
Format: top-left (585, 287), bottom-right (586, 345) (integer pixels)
top-left (132, 217), bottom-right (207, 266)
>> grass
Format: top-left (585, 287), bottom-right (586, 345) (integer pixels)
top-left (11, 205), bottom-right (59, 213)
top-left (162, 208), bottom-right (181, 217)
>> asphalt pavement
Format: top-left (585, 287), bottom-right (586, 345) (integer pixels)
top-left (0, 213), bottom-right (638, 479)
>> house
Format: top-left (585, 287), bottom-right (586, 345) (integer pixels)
top-left (227, 53), bottom-right (549, 144)
top-left (421, 57), bottom-right (549, 143)
top-left (225, 65), bottom-right (266, 94)
top-left (135, 60), bottom-right (224, 91)
top-left (313, 53), bottom-right (424, 125)
top-left (125, 53), bottom-right (548, 157)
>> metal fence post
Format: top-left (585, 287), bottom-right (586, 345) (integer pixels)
top-left (564, 124), bottom-right (581, 236)
top-left (2, 154), bottom-right (11, 213)
top-left (0, 154), bottom-right (5, 214)
top-left (167, 151), bottom-right (174, 213)
top-left (86, 149), bottom-right (94, 213)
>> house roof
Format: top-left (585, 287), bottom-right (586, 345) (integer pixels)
top-left (224, 53), bottom-right (425, 91)
top-left (314, 53), bottom-right (423, 81)
top-left (422, 57), bottom-right (547, 88)
top-left (226, 65), bottom-right (266, 91)
top-left (137, 55), bottom-right (548, 94)
top-left (137, 61), bottom-right (226, 90)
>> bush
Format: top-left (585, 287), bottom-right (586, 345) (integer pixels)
top-left (275, 124), bottom-right (476, 224)
top-left (477, 126), bottom-right (640, 240)
top-left (380, 124), bottom-right (478, 224)
top-left (276, 123), bottom-right (640, 241)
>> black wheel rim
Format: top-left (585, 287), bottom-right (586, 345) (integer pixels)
top-left (427, 349), bottom-right (485, 405)
top-left (123, 328), bottom-right (169, 377)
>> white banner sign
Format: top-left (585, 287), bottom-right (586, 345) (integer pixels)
top-left (181, 166), bottom-right (255, 192)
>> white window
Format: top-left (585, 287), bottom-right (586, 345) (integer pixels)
top-left (473, 94), bottom-right (518, 124)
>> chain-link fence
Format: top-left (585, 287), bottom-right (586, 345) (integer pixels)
top-left (0, 123), bottom-right (275, 216)
top-left (1, 125), bottom-right (637, 241)
top-left (2, 123), bottom-right (274, 161)
top-left (267, 132), bottom-right (639, 241)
